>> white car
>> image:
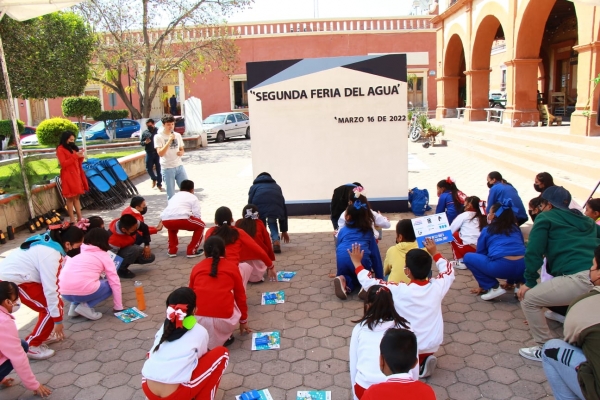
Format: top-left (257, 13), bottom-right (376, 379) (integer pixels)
top-left (203, 112), bottom-right (250, 142)
top-left (20, 135), bottom-right (39, 146)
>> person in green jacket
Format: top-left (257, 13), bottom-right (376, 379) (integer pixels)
top-left (518, 186), bottom-right (600, 362)
top-left (541, 245), bottom-right (600, 400)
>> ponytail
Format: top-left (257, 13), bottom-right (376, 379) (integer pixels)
top-left (353, 285), bottom-right (410, 331)
top-left (204, 236), bottom-right (226, 278)
top-left (213, 207), bottom-right (239, 245)
top-left (153, 287), bottom-right (196, 353)
top-left (438, 179), bottom-right (463, 212)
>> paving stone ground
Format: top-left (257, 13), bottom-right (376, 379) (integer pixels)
top-left (0, 138), bottom-right (561, 399)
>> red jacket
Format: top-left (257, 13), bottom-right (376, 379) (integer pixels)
top-left (121, 206), bottom-right (158, 235)
top-left (189, 257), bottom-right (248, 321)
top-left (56, 145), bottom-right (88, 198)
top-left (362, 376), bottom-right (436, 400)
top-left (235, 219), bottom-right (275, 261)
top-left (108, 218), bottom-right (136, 249)
top-left (206, 226), bottom-right (273, 267)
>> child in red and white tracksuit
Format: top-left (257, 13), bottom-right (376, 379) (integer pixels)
top-left (160, 180), bottom-right (206, 257)
top-left (350, 238), bottom-right (455, 378)
top-left (0, 227), bottom-right (84, 359)
top-left (450, 196), bottom-right (487, 268)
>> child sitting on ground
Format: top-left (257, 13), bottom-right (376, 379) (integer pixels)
top-left (334, 196), bottom-right (383, 300)
top-left (361, 328), bottom-right (435, 400)
top-left (350, 285), bottom-right (414, 399)
top-left (450, 196), bottom-right (487, 269)
top-left (585, 198), bottom-right (600, 225)
top-left (141, 287), bottom-right (229, 400)
top-left (436, 177), bottom-right (466, 224)
top-left (189, 236), bottom-right (250, 348)
top-left (0, 281), bottom-right (52, 397)
top-left (235, 204), bottom-right (276, 264)
top-left (350, 238), bottom-right (454, 378)
top-left (337, 186), bottom-right (391, 240)
top-left (384, 220), bottom-right (419, 283)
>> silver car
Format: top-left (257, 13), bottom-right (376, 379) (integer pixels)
top-left (203, 112), bottom-right (250, 142)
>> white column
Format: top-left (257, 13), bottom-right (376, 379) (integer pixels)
top-left (44, 99), bottom-right (50, 120)
top-left (25, 99), bottom-right (32, 126)
top-left (178, 69), bottom-right (186, 117)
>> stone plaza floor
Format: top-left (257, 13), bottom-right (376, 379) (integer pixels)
top-left (0, 138), bottom-right (561, 399)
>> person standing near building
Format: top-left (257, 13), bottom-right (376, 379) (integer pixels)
top-left (140, 119), bottom-right (162, 191)
top-left (154, 114), bottom-right (187, 200)
top-left (169, 95), bottom-right (177, 115)
top-left (56, 131), bottom-right (88, 224)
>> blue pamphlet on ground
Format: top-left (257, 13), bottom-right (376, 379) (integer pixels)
top-left (411, 212), bottom-right (453, 248)
top-left (277, 271), bottom-right (297, 282)
top-left (297, 391), bottom-right (332, 400)
top-left (235, 389), bottom-right (273, 400)
top-left (261, 291), bottom-right (285, 305)
top-left (107, 250), bottom-right (124, 270)
top-left (251, 332), bottom-right (280, 351)
top-left (114, 307), bottom-right (147, 323)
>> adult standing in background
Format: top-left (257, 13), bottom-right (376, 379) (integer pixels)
top-left (154, 114), bottom-right (187, 200)
top-left (486, 171), bottom-right (528, 226)
top-left (169, 94), bottom-right (177, 115)
top-left (56, 131), bottom-right (89, 224)
top-left (140, 119), bottom-right (163, 191)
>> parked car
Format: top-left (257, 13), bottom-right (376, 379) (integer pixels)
top-left (131, 116), bottom-right (185, 138)
top-left (74, 122), bottom-right (93, 131)
top-left (19, 126), bottom-right (38, 146)
top-left (203, 112), bottom-right (250, 142)
top-left (79, 119), bottom-right (141, 141)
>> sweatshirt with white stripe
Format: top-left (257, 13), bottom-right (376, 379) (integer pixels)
top-left (356, 253), bottom-right (454, 354)
top-left (0, 245), bottom-right (63, 322)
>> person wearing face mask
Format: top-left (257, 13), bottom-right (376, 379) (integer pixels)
top-left (0, 281), bottom-right (52, 397)
top-left (121, 196), bottom-right (163, 242)
top-left (486, 171), bottom-right (528, 226)
top-left (108, 214), bottom-right (156, 279)
top-left (518, 186), bottom-right (600, 362)
top-left (533, 172), bottom-right (584, 212)
top-left (541, 245), bottom-right (600, 400)
top-left (56, 131), bottom-right (89, 224)
top-left (0, 224), bottom-right (84, 360)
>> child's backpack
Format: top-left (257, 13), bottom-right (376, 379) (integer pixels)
top-left (409, 188), bottom-right (432, 216)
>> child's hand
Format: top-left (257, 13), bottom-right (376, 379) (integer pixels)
top-left (239, 322), bottom-right (252, 335)
top-left (424, 237), bottom-right (438, 255)
top-left (267, 266), bottom-right (277, 282)
top-left (281, 232), bottom-right (290, 243)
top-left (34, 384), bottom-right (52, 397)
top-left (347, 243), bottom-right (364, 268)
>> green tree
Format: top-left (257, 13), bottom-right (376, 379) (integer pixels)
top-left (77, 0), bottom-right (252, 119)
top-left (0, 12), bottom-right (95, 99)
top-left (36, 118), bottom-right (79, 148)
top-left (0, 119), bottom-right (24, 147)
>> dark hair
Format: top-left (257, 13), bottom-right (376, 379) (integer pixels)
top-left (395, 219), bottom-right (416, 242)
top-left (353, 285), bottom-right (410, 331)
top-left (161, 114), bottom-right (175, 124)
top-left (345, 195), bottom-right (375, 233)
top-left (204, 236), bottom-right (226, 278)
top-left (437, 179), bottom-right (464, 213)
top-left (0, 281), bottom-right (19, 305)
top-left (529, 197), bottom-right (547, 209)
top-left (58, 131), bottom-right (78, 153)
top-left (587, 198), bottom-right (600, 213)
top-left (380, 328), bottom-right (418, 374)
top-left (180, 180), bottom-right (194, 192)
top-left (212, 207), bottom-right (239, 245)
top-left (146, 118), bottom-right (155, 124)
top-left (405, 249), bottom-right (432, 280)
top-left (536, 172), bottom-right (554, 189)
top-left (119, 214), bottom-right (139, 230)
top-left (488, 202), bottom-right (518, 235)
top-left (84, 227), bottom-right (111, 251)
top-left (235, 204), bottom-right (259, 238)
top-left (130, 196), bottom-right (145, 208)
top-left (465, 196), bottom-right (487, 232)
top-left (153, 287), bottom-right (197, 353)
top-left (488, 171), bottom-right (512, 186)
top-left (88, 216), bottom-right (104, 230)
top-left (50, 226), bottom-right (85, 250)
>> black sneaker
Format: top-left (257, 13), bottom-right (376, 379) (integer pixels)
top-left (118, 268), bottom-right (136, 279)
top-left (224, 336), bottom-right (235, 347)
top-left (187, 249), bottom-right (205, 258)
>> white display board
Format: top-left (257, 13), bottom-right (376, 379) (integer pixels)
top-left (247, 55), bottom-right (408, 215)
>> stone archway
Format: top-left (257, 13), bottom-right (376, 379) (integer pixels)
top-left (438, 33), bottom-right (467, 118)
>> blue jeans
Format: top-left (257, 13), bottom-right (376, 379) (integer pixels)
top-left (0, 340), bottom-right (28, 381)
top-left (542, 339), bottom-right (586, 400)
top-left (145, 152), bottom-right (162, 187)
top-left (62, 280), bottom-right (113, 308)
top-left (162, 165), bottom-right (188, 200)
top-left (265, 217), bottom-right (280, 242)
top-left (463, 253), bottom-right (525, 290)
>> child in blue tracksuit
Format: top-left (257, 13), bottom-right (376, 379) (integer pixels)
top-left (435, 178), bottom-right (465, 224)
top-left (334, 196), bottom-right (383, 300)
top-left (486, 171), bottom-right (528, 225)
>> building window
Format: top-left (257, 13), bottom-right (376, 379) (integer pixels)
top-left (230, 75), bottom-right (248, 110)
top-left (500, 69), bottom-right (507, 91)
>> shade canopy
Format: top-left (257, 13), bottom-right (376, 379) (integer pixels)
top-left (0, 0), bottom-right (83, 21)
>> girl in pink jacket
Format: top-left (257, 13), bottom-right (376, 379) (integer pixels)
top-left (0, 281), bottom-right (52, 397)
top-left (59, 228), bottom-right (124, 320)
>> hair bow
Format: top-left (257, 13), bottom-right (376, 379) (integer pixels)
top-left (353, 186), bottom-right (365, 198)
top-left (166, 304), bottom-right (188, 329)
top-left (446, 177), bottom-right (455, 184)
top-left (353, 200), bottom-right (367, 210)
top-left (76, 218), bottom-right (90, 231)
top-left (49, 221), bottom-right (70, 231)
top-left (376, 286), bottom-right (390, 295)
top-left (244, 209), bottom-right (259, 220)
top-left (495, 198), bottom-right (517, 217)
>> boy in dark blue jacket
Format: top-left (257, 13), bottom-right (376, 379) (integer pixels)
top-left (248, 172), bottom-right (289, 253)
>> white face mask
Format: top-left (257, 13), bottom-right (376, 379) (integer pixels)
top-left (10, 299), bottom-right (21, 314)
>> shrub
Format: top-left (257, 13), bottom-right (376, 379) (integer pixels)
top-left (36, 118), bottom-right (78, 147)
top-left (0, 119), bottom-right (24, 145)
top-left (62, 96), bottom-right (102, 121)
top-left (94, 109), bottom-right (129, 121)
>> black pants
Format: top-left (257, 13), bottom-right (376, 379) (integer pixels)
top-left (145, 152), bottom-right (162, 187)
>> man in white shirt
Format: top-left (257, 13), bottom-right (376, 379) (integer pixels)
top-left (154, 114), bottom-right (187, 199)
top-left (160, 180), bottom-right (205, 258)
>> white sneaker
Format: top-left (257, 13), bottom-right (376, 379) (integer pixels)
top-left (44, 331), bottom-right (61, 345)
top-left (419, 355), bottom-right (437, 378)
top-left (545, 310), bottom-right (566, 324)
top-left (167, 252), bottom-right (177, 258)
top-left (74, 303), bottom-right (102, 320)
top-left (519, 345), bottom-right (543, 361)
top-left (481, 286), bottom-right (506, 301)
top-left (27, 344), bottom-right (55, 360)
top-left (67, 302), bottom-right (79, 318)
top-left (451, 260), bottom-right (467, 270)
